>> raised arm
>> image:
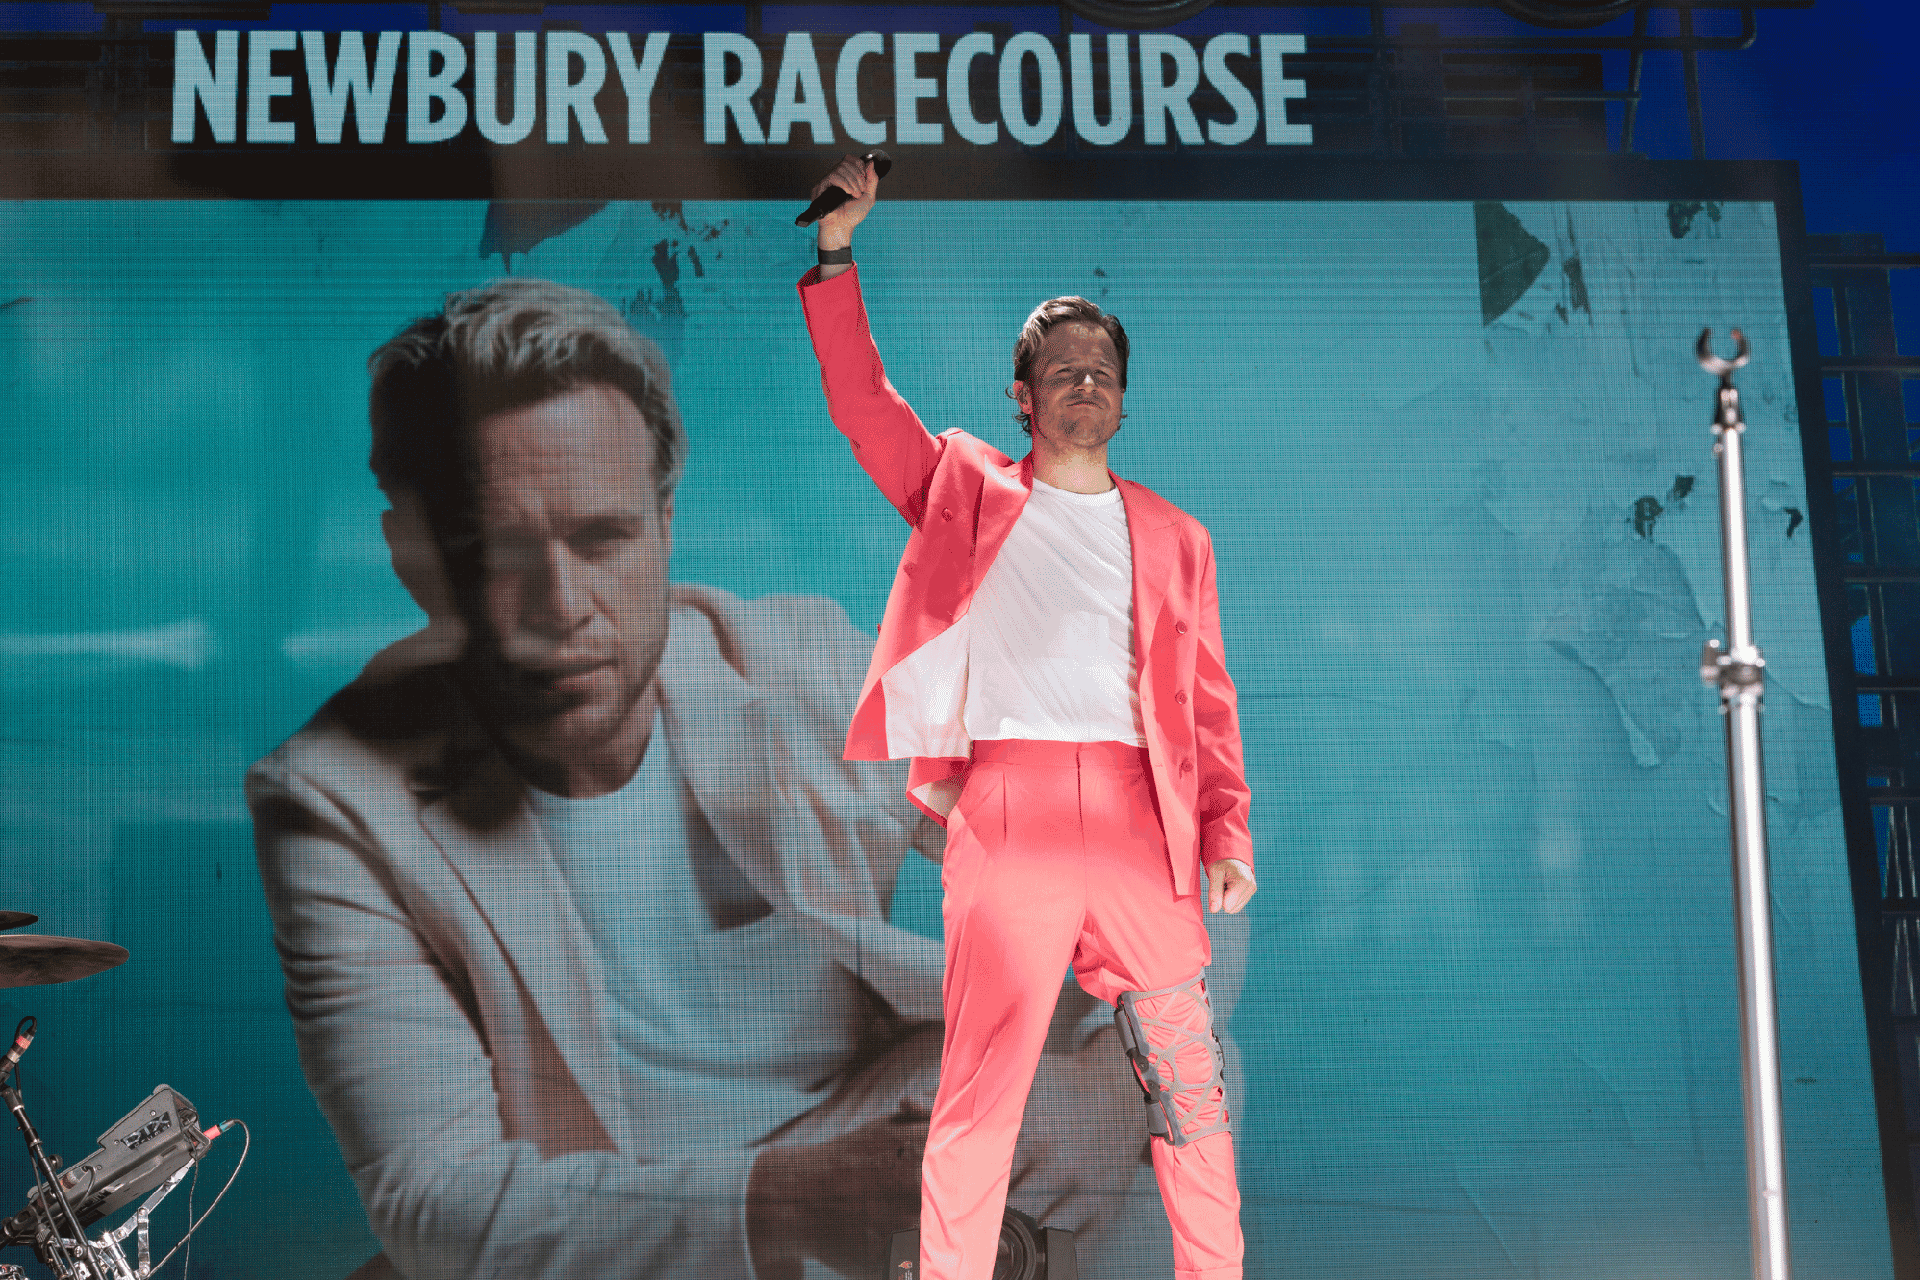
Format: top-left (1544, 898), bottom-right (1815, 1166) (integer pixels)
top-left (796, 155), bottom-right (943, 527)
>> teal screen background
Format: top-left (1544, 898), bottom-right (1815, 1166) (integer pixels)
top-left (0, 198), bottom-right (1892, 1277)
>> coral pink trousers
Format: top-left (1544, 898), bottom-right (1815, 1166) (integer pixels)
top-left (920, 739), bottom-right (1244, 1280)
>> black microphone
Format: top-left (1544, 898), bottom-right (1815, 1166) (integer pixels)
top-left (1, 1018), bottom-right (32, 1079)
top-left (795, 150), bottom-right (892, 227)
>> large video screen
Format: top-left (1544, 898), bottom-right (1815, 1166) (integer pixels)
top-left (0, 195), bottom-right (1890, 1278)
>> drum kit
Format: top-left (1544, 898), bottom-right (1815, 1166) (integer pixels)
top-left (0, 910), bottom-right (244, 1280)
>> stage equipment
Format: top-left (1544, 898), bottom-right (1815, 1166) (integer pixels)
top-left (2, 1019), bottom-right (246, 1279)
top-left (1113, 973), bottom-right (1231, 1148)
top-left (1697, 328), bottom-right (1791, 1280)
top-left (9, 1086), bottom-right (209, 1235)
top-left (887, 1208), bottom-right (1076, 1280)
top-left (0, 936), bottom-right (129, 989)
top-left (795, 150), bottom-right (892, 227)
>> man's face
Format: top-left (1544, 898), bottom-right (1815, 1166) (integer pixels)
top-left (1018, 322), bottom-right (1125, 451)
top-left (455, 384), bottom-right (673, 777)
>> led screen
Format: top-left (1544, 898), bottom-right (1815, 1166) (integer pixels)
top-left (0, 196), bottom-right (1889, 1279)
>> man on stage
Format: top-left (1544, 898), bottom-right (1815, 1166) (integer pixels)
top-left (797, 157), bottom-right (1259, 1280)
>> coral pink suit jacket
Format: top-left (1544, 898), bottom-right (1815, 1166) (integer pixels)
top-left (799, 265), bottom-right (1253, 897)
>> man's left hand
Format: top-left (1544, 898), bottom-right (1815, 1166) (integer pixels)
top-left (1207, 859), bottom-right (1256, 914)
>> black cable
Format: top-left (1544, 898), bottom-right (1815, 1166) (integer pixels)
top-left (181, 1152), bottom-right (199, 1279)
top-left (147, 1121), bottom-right (248, 1278)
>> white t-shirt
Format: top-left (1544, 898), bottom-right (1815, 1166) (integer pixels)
top-left (963, 478), bottom-right (1147, 746)
top-left (526, 715), bottom-right (865, 1156)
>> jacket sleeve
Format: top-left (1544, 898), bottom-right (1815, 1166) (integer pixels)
top-left (247, 757), bottom-right (759, 1280)
top-left (797, 265), bottom-right (944, 528)
top-left (1191, 534), bottom-right (1255, 873)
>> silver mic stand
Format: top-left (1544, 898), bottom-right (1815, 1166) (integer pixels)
top-left (1697, 328), bottom-right (1792, 1280)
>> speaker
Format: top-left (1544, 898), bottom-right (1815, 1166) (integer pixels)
top-left (886, 1208), bottom-right (1077, 1280)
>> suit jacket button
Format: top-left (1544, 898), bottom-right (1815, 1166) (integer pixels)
top-left (1176, 621), bottom-right (1188, 636)
top-left (1180, 759), bottom-right (1193, 774)
top-left (903, 562), bottom-right (916, 577)
top-left (1175, 690), bottom-right (1188, 705)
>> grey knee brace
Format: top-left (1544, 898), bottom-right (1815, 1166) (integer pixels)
top-left (1113, 971), bottom-right (1232, 1148)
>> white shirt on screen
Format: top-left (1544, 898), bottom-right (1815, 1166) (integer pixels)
top-left (527, 713), bottom-right (865, 1161)
top-left (963, 478), bottom-right (1148, 746)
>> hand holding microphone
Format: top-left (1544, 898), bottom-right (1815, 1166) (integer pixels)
top-left (796, 149), bottom-right (890, 230)
top-left (802, 152), bottom-right (888, 277)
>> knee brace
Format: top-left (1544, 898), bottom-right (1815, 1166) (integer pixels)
top-left (1113, 971), bottom-right (1232, 1148)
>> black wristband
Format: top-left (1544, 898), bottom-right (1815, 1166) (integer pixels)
top-left (817, 245), bottom-right (853, 265)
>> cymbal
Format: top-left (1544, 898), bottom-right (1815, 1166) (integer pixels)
top-left (0, 936), bottom-right (129, 989)
top-left (0, 912), bottom-right (36, 933)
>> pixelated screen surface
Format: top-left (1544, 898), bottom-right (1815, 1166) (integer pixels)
top-left (0, 197), bottom-right (1888, 1278)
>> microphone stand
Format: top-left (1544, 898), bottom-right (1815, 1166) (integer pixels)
top-left (1697, 328), bottom-right (1793, 1280)
top-left (2, 1074), bottom-right (103, 1279)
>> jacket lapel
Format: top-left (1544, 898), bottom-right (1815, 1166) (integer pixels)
top-left (414, 734), bottom-right (635, 1153)
top-left (656, 617), bottom-right (785, 910)
top-left (660, 603), bottom-right (946, 1021)
top-left (970, 452), bottom-right (1034, 590)
top-left (1120, 477), bottom-right (1177, 665)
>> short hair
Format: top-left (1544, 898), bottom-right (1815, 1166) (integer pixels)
top-left (367, 278), bottom-right (686, 535)
top-left (1006, 296), bottom-right (1130, 434)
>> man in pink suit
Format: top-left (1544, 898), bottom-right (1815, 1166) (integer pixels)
top-left (797, 156), bottom-right (1258, 1280)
